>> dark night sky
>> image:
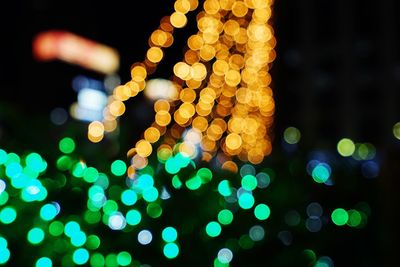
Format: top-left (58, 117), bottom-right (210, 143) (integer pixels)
top-left (1, 0), bottom-right (400, 145)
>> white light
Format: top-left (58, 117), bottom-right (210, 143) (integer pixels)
top-left (27, 185), bottom-right (40, 195)
top-left (71, 87), bottom-right (108, 122)
top-left (144, 79), bottom-right (178, 101)
top-left (217, 248), bottom-right (233, 264)
top-left (70, 104), bottom-right (102, 122)
top-left (183, 128), bottom-right (202, 145)
top-left (52, 201), bottom-right (61, 215)
top-left (78, 88), bottom-right (108, 111)
top-left (138, 230), bottom-right (153, 245)
top-left (160, 186), bottom-right (171, 200)
top-left (0, 179), bottom-right (6, 193)
top-left (108, 212), bottom-right (126, 230)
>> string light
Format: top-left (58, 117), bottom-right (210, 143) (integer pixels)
top-left (87, 0), bottom-right (199, 143)
top-left (88, 0), bottom-right (276, 174)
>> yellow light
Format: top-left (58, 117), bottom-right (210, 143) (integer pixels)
top-left (253, 0), bottom-right (269, 9)
top-left (131, 66), bottom-right (147, 82)
top-left (225, 69), bottom-right (241, 86)
top-left (179, 141), bottom-right (197, 158)
top-left (224, 20), bottom-right (240, 36)
top-left (103, 119), bottom-right (117, 132)
top-left (144, 127), bottom-right (161, 143)
top-left (213, 59), bottom-right (229, 75)
top-left (201, 136), bottom-right (216, 152)
top-left (253, 7), bottom-right (271, 23)
top-left (151, 30), bottom-right (168, 46)
top-left (136, 140), bottom-right (153, 157)
top-left (93, 0), bottom-right (277, 169)
top-left (226, 133), bottom-right (242, 150)
top-left (204, 0), bottom-right (220, 14)
top-left (109, 100), bottom-right (125, 117)
top-left (154, 100), bottom-right (171, 112)
top-left (192, 116), bottom-right (208, 132)
top-left (127, 165), bottom-right (136, 179)
top-left (88, 132), bottom-right (104, 143)
top-left (188, 35), bottom-right (204, 50)
top-left (178, 103), bottom-right (196, 119)
top-left (188, 0), bottom-right (199, 10)
top-left (88, 121), bottom-right (104, 138)
top-left (170, 12), bottom-right (187, 28)
top-left (185, 50), bottom-right (200, 64)
top-left (221, 160), bottom-right (238, 173)
top-left (199, 45), bottom-right (216, 61)
top-left (393, 122), bottom-right (400, 140)
top-left (229, 54), bottom-right (244, 70)
top-left (114, 85), bottom-right (131, 101)
top-left (173, 62), bottom-right (191, 80)
top-left (155, 111), bottom-right (172, 126)
top-left (232, 1), bottom-right (248, 17)
top-left (180, 88), bottom-right (197, 103)
top-left (220, 0), bottom-right (235, 10)
top-left (147, 47), bottom-right (164, 63)
top-left (174, 0), bottom-right (191, 14)
top-left (174, 110), bottom-right (190, 125)
top-left (125, 81), bottom-right (140, 97)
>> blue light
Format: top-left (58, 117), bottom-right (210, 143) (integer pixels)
top-left (311, 163), bottom-right (331, 183)
top-left (36, 257), bottom-right (52, 267)
top-left (361, 161), bottom-right (380, 179)
top-left (73, 248), bottom-right (89, 265)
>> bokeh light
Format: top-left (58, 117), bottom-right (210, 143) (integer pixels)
top-left (337, 138), bottom-right (355, 157)
top-left (393, 122), bottom-right (400, 140)
top-left (162, 227), bottom-right (178, 243)
top-left (117, 251), bottom-right (132, 266)
top-left (249, 225), bottom-right (265, 242)
top-left (311, 163), bottom-right (331, 184)
top-left (217, 248), bottom-right (233, 264)
top-left (284, 127), bottom-right (301, 144)
top-left (73, 248), bottom-right (90, 265)
top-left (27, 227), bottom-right (45, 245)
top-left (59, 137), bottom-right (76, 154)
top-left (163, 243), bottom-right (179, 259)
top-left (36, 257), bottom-right (52, 267)
top-left (218, 209), bottom-right (234, 225)
top-left (111, 160), bottom-right (127, 176)
top-left (138, 230), bottom-right (153, 245)
top-left (126, 210), bottom-right (142, 226)
top-left (331, 208), bottom-right (349, 226)
top-left (254, 204), bottom-right (271, 220)
top-left (0, 206), bottom-right (17, 224)
top-left (238, 193), bottom-right (255, 209)
top-left (206, 221), bottom-right (222, 237)
top-left (0, 0), bottom-right (381, 265)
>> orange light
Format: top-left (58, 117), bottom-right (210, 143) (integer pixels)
top-left (33, 31), bottom-right (119, 74)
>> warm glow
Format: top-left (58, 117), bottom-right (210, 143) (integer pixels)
top-left (92, 0), bottom-right (276, 168)
top-left (33, 31), bottom-right (119, 74)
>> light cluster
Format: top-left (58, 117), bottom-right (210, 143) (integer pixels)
top-left (87, 0), bottom-right (198, 143)
top-left (88, 0), bottom-right (276, 173)
top-left (0, 141), bottom-right (275, 266)
top-left (0, 124), bottom-right (377, 266)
